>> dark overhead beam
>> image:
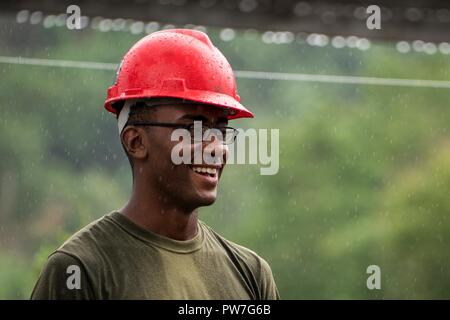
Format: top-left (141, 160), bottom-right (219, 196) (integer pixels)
top-left (1, 0), bottom-right (449, 42)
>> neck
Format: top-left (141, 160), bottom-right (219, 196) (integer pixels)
top-left (119, 178), bottom-right (199, 241)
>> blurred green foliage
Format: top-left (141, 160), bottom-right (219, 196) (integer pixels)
top-left (1, 14), bottom-right (450, 299)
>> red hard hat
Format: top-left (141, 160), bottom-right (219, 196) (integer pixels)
top-left (104, 29), bottom-right (254, 120)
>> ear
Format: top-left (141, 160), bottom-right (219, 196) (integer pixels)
top-left (121, 126), bottom-right (149, 160)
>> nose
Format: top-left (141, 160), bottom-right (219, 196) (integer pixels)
top-left (203, 135), bottom-right (228, 165)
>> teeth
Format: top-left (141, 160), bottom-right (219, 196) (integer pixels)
top-left (192, 166), bottom-right (217, 175)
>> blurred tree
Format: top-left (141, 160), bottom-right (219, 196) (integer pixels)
top-left (1, 16), bottom-right (450, 299)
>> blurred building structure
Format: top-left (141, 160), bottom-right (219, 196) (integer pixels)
top-left (0, 0), bottom-right (449, 42)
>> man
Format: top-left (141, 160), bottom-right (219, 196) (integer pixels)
top-left (31, 29), bottom-right (279, 299)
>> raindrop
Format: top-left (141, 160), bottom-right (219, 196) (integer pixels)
top-left (353, 6), bottom-right (366, 20)
top-left (239, 0), bottom-right (258, 12)
top-left (220, 28), bottom-right (236, 42)
top-left (405, 7), bottom-right (423, 22)
top-left (29, 11), bottom-right (43, 25)
top-left (436, 9), bottom-right (450, 23)
top-left (162, 24), bottom-right (176, 30)
top-left (43, 15), bottom-right (56, 28)
top-left (193, 25), bottom-right (207, 33)
top-left (55, 14), bottom-right (67, 27)
top-left (16, 10), bottom-right (29, 23)
top-left (145, 22), bottom-right (160, 34)
top-left (356, 38), bottom-right (371, 51)
top-left (293, 2), bottom-right (312, 17)
top-left (80, 16), bottom-right (89, 29)
top-left (283, 31), bottom-right (295, 44)
top-left (439, 42), bottom-right (450, 54)
top-left (262, 31), bottom-right (274, 44)
top-left (346, 35), bottom-right (359, 48)
top-left (130, 21), bottom-right (145, 34)
top-left (112, 18), bottom-right (126, 31)
top-left (272, 31), bottom-right (294, 44)
top-left (396, 41), bottom-right (411, 53)
top-left (99, 19), bottom-right (113, 32)
top-left (307, 34), bottom-right (329, 47)
top-left (423, 42), bottom-right (437, 55)
top-left (331, 36), bottom-right (346, 48)
top-left (90, 16), bottom-right (103, 29)
top-left (412, 40), bottom-right (425, 52)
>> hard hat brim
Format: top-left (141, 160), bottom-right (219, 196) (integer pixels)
top-left (104, 89), bottom-right (254, 120)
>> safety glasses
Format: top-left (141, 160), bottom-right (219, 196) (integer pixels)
top-left (129, 121), bottom-right (239, 145)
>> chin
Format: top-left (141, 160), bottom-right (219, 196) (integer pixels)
top-left (186, 189), bottom-right (218, 209)
top-left (173, 188), bottom-right (218, 211)
top-left (195, 191), bottom-right (218, 207)
top-left (200, 196), bottom-right (217, 207)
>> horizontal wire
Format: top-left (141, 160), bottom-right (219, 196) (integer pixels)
top-left (1, 55), bottom-right (450, 89)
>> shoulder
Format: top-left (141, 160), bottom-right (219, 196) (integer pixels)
top-left (31, 213), bottom-right (121, 299)
top-left (57, 215), bottom-right (115, 253)
top-left (200, 221), bottom-right (279, 299)
top-left (31, 251), bottom-right (95, 299)
top-left (200, 221), bottom-right (274, 278)
top-left (55, 214), bottom-right (118, 267)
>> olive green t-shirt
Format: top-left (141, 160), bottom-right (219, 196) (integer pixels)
top-left (31, 211), bottom-right (279, 300)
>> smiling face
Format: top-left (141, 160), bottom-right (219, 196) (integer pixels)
top-left (121, 102), bottom-right (230, 212)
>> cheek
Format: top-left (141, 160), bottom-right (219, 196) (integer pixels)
top-left (145, 137), bottom-right (177, 174)
top-left (165, 141), bottom-right (193, 175)
top-left (170, 139), bottom-right (203, 165)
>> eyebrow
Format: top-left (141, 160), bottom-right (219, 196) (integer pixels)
top-left (179, 114), bottom-right (209, 122)
top-left (178, 114), bottom-right (228, 125)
